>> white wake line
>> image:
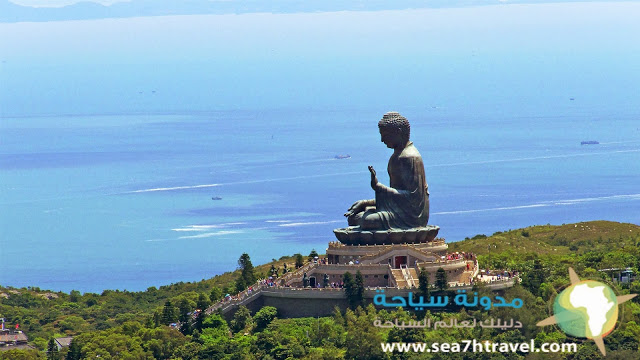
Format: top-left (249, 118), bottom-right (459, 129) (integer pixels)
top-left (430, 149), bottom-right (640, 167)
top-left (123, 149), bottom-right (640, 194)
top-left (434, 204), bottom-right (549, 215)
top-left (124, 172), bottom-right (363, 194)
top-left (178, 230), bottom-right (244, 239)
top-left (146, 230), bottom-right (244, 241)
top-left (434, 193), bottom-right (640, 215)
top-left (149, 192), bottom-right (640, 241)
top-left (549, 194), bottom-right (640, 204)
top-left (171, 222), bottom-right (247, 232)
top-left (126, 183), bottom-right (221, 193)
top-left (278, 220), bottom-right (343, 227)
top-left (598, 140), bottom-right (640, 145)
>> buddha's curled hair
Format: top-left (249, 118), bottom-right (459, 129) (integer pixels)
top-left (378, 112), bottom-right (410, 142)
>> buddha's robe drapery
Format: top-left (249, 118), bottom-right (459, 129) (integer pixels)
top-left (375, 142), bottom-right (429, 229)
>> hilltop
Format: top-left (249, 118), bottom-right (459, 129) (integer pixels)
top-left (1, 220), bottom-right (639, 359)
top-left (450, 220), bottom-right (640, 256)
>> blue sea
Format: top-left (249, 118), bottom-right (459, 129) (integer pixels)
top-left (1, 2), bottom-right (639, 293)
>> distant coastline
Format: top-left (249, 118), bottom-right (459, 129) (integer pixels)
top-left (0, 0), bottom-right (596, 23)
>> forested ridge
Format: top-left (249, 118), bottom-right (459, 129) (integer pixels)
top-left (2, 221), bottom-right (639, 359)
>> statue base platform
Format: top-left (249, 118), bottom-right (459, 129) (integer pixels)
top-left (333, 225), bottom-right (439, 245)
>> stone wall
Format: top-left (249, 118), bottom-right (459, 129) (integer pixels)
top-left (326, 241), bottom-right (448, 264)
top-left (262, 295), bottom-right (349, 318)
top-left (222, 279), bottom-right (516, 319)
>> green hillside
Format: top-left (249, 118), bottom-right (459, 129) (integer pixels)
top-left (450, 221), bottom-right (640, 256)
top-left (1, 221), bottom-right (639, 359)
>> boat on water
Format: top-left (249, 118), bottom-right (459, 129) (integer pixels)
top-left (334, 154), bottom-right (351, 159)
top-left (211, 196), bottom-right (222, 200)
top-left (581, 141), bottom-right (599, 145)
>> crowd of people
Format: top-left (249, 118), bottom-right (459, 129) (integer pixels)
top-left (442, 251), bottom-right (475, 261)
top-left (207, 251), bottom-right (519, 314)
top-left (477, 269), bottom-right (519, 282)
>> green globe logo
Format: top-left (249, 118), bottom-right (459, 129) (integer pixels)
top-left (537, 268), bottom-right (637, 356)
top-left (553, 280), bottom-right (617, 338)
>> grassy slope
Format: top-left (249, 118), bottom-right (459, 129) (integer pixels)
top-left (2, 221), bottom-right (639, 343)
top-left (449, 221), bottom-right (640, 257)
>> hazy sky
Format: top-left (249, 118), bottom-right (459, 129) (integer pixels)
top-left (2, 1), bottom-right (639, 116)
top-left (10, 0), bottom-right (130, 7)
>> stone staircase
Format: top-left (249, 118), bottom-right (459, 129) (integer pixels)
top-left (401, 264), bottom-right (418, 288)
top-left (453, 260), bottom-right (478, 286)
top-left (278, 262), bottom-right (318, 285)
top-left (390, 265), bottom-right (420, 289)
top-left (391, 269), bottom-right (408, 288)
top-left (407, 267), bottom-right (419, 286)
top-left (203, 262), bottom-right (319, 316)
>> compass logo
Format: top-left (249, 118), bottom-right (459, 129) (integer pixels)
top-left (537, 267), bottom-right (637, 356)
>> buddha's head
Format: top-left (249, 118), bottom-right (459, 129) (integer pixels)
top-left (378, 112), bottom-right (410, 149)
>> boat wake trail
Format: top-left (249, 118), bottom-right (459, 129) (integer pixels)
top-left (125, 183), bottom-right (221, 193)
top-left (431, 149), bottom-right (640, 167)
top-left (124, 172), bottom-right (363, 194)
top-left (434, 193), bottom-right (640, 215)
top-left (124, 149), bottom-right (639, 194)
top-left (278, 220), bottom-right (343, 227)
top-left (434, 204), bottom-right (549, 215)
top-left (146, 230), bottom-right (244, 242)
top-left (171, 223), bottom-right (247, 232)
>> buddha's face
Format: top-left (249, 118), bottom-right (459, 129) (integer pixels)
top-left (380, 127), bottom-right (404, 149)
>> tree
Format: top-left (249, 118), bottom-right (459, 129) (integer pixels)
top-left (153, 311), bottom-right (161, 328)
top-left (344, 308), bottom-right (385, 359)
top-left (254, 306), bottom-right (278, 331)
top-left (202, 313), bottom-right (227, 330)
top-left (65, 339), bottom-right (82, 360)
top-left (1, 349), bottom-right (46, 360)
top-left (58, 315), bottom-right (88, 333)
top-left (33, 338), bottom-right (48, 351)
top-left (178, 298), bottom-right (192, 322)
top-left (178, 298), bottom-right (192, 335)
top-left (47, 338), bottom-right (59, 360)
top-left (522, 258), bottom-right (546, 297)
top-left (194, 310), bottom-right (206, 332)
top-left (295, 253), bottom-right (304, 268)
top-left (235, 277), bottom-right (247, 293)
top-left (238, 253), bottom-right (256, 286)
top-left (230, 306), bottom-right (253, 333)
top-left (173, 342), bottom-right (203, 360)
top-left (197, 293), bottom-right (210, 310)
top-left (435, 267), bottom-right (448, 291)
top-left (222, 285), bottom-right (233, 297)
top-left (69, 290), bottom-right (81, 303)
top-left (308, 249), bottom-right (319, 261)
top-left (354, 271), bottom-right (365, 307)
top-left (210, 286), bottom-right (223, 303)
top-left (418, 267), bottom-right (430, 299)
top-left (162, 300), bottom-right (178, 325)
top-left (343, 271), bottom-right (363, 309)
top-left (343, 271), bottom-right (354, 289)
